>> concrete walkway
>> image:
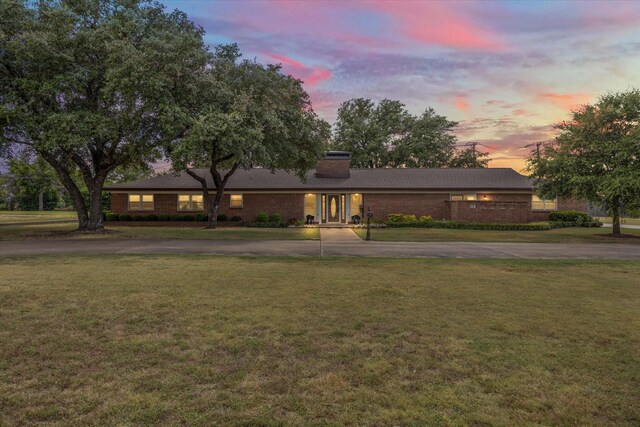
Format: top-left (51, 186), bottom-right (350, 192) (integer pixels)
top-left (602, 223), bottom-right (640, 230)
top-left (1, 238), bottom-right (639, 259)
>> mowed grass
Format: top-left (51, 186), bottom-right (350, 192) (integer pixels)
top-left (1, 256), bottom-right (639, 426)
top-left (0, 223), bottom-right (319, 241)
top-left (354, 226), bottom-right (640, 244)
top-left (0, 210), bottom-right (76, 224)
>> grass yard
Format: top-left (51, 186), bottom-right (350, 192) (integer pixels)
top-left (1, 255), bottom-right (639, 426)
top-left (0, 223), bottom-right (319, 241)
top-left (0, 210), bottom-right (76, 224)
top-left (354, 226), bottom-right (640, 244)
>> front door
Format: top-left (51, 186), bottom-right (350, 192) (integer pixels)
top-left (327, 194), bottom-right (340, 223)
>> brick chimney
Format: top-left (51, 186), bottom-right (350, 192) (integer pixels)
top-left (315, 151), bottom-right (351, 178)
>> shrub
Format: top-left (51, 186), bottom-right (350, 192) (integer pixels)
top-left (217, 214), bottom-right (228, 222)
top-left (387, 213), bottom-right (417, 224)
top-left (419, 215), bottom-right (433, 222)
top-left (158, 214), bottom-right (170, 221)
top-left (256, 212), bottom-right (269, 223)
top-left (231, 216), bottom-right (242, 222)
top-left (169, 214), bottom-right (182, 221)
top-left (118, 214), bottom-right (132, 221)
top-left (549, 210), bottom-right (591, 223)
top-left (548, 210), bottom-right (601, 227)
top-left (269, 213), bottom-right (282, 224)
top-left (245, 222), bottom-right (287, 228)
top-left (385, 219), bottom-right (564, 231)
top-left (146, 214), bottom-right (158, 221)
top-left (195, 213), bottom-right (208, 222)
top-left (181, 215), bottom-right (194, 221)
top-left (133, 215), bottom-right (146, 221)
top-left (105, 213), bottom-right (119, 221)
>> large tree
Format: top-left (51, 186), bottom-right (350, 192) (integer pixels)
top-left (0, 0), bottom-right (209, 231)
top-left (449, 145), bottom-right (490, 168)
top-left (332, 98), bottom-right (475, 168)
top-left (527, 89), bottom-right (640, 236)
top-left (166, 44), bottom-right (330, 228)
top-left (333, 98), bottom-right (412, 168)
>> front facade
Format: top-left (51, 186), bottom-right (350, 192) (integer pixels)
top-left (107, 152), bottom-right (586, 224)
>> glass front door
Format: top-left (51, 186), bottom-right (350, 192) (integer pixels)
top-left (327, 194), bottom-right (340, 223)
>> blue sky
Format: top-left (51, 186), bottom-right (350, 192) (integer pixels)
top-left (163, 0), bottom-right (640, 170)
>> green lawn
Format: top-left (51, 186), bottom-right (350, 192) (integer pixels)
top-left (354, 226), bottom-right (640, 244)
top-left (1, 255), bottom-right (638, 425)
top-left (0, 224), bottom-right (319, 241)
top-left (597, 217), bottom-right (640, 226)
top-left (0, 210), bottom-right (76, 224)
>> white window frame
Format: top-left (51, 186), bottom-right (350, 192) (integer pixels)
top-left (229, 194), bottom-right (243, 208)
top-left (128, 194), bottom-right (154, 211)
top-left (177, 194), bottom-right (204, 211)
top-left (532, 195), bottom-right (557, 211)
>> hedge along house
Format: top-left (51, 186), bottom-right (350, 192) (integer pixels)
top-left (106, 151), bottom-right (586, 224)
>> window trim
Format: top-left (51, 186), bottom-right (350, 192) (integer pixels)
top-left (128, 194), bottom-right (154, 211)
top-left (177, 194), bottom-right (204, 211)
top-left (229, 194), bottom-right (243, 209)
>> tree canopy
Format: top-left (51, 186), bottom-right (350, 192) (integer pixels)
top-left (1, 0), bottom-right (210, 230)
top-left (166, 44), bottom-right (330, 228)
top-left (527, 88), bottom-right (640, 236)
top-left (331, 98), bottom-right (487, 168)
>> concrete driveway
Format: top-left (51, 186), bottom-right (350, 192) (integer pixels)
top-left (1, 231), bottom-right (639, 259)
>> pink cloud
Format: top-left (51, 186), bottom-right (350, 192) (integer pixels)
top-left (370, 1), bottom-right (504, 50)
top-left (261, 52), bottom-right (332, 87)
top-left (539, 92), bottom-right (590, 111)
top-left (454, 96), bottom-right (470, 113)
top-left (262, 53), bottom-right (304, 69)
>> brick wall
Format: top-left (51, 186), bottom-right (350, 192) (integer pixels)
top-left (110, 192), bottom-right (304, 222)
top-left (363, 193), bottom-right (450, 220)
top-left (315, 159), bottom-right (350, 178)
top-left (447, 201), bottom-right (530, 223)
top-left (111, 191), bottom-right (589, 224)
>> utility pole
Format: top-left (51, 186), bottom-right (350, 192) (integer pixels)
top-left (465, 142), bottom-right (477, 158)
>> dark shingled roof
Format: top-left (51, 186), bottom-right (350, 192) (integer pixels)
top-left (106, 168), bottom-right (534, 191)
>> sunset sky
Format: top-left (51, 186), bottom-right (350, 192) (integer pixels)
top-left (164, 0), bottom-right (640, 171)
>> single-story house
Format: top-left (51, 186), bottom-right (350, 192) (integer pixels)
top-left (105, 151), bottom-right (586, 224)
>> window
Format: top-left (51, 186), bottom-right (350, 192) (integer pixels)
top-left (230, 194), bottom-right (243, 208)
top-left (532, 195), bottom-right (557, 210)
top-left (128, 194), bottom-right (154, 211)
top-left (304, 193), bottom-right (317, 218)
top-left (350, 193), bottom-right (362, 218)
top-left (450, 194), bottom-right (477, 201)
top-left (178, 194), bottom-right (203, 211)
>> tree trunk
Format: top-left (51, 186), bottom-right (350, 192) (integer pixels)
top-left (43, 157), bottom-right (90, 230)
top-left (205, 191), bottom-right (225, 229)
top-left (85, 183), bottom-right (105, 232)
top-left (611, 202), bottom-right (621, 237)
top-left (38, 192), bottom-right (44, 211)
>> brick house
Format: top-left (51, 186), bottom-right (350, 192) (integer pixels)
top-left (106, 151), bottom-right (586, 224)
